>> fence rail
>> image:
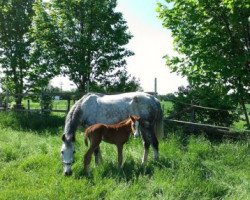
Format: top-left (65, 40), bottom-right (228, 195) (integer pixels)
top-left (0, 91), bottom-right (79, 113)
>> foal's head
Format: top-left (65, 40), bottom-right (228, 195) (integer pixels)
top-left (129, 115), bottom-right (140, 137)
top-left (61, 134), bottom-right (75, 176)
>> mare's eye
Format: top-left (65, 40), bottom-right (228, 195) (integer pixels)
top-left (73, 150), bottom-right (76, 154)
top-left (61, 151), bottom-right (64, 155)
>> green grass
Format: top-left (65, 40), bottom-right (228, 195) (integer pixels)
top-left (0, 113), bottom-right (249, 199)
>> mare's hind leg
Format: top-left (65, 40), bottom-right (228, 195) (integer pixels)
top-left (147, 124), bottom-right (159, 160)
top-left (94, 146), bottom-right (102, 165)
top-left (140, 125), bottom-right (151, 164)
top-left (141, 124), bottom-right (159, 163)
top-left (142, 140), bottom-right (150, 164)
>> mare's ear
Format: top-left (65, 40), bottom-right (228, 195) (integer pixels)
top-left (62, 134), bottom-right (66, 142)
top-left (62, 134), bottom-right (75, 142)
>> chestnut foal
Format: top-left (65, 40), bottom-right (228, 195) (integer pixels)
top-left (83, 115), bottom-right (140, 174)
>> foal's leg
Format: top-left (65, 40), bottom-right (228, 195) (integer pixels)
top-left (117, 144), bottom-right (124, 169)
top-left (94, 146), bottom-right (102, 165)
top-left (84, 146), bottom-right (95, 174)
top-left (84, 139), bottom-right (101, 174)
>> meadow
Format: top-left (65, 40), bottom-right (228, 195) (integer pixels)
top-left (0, 112), bottom-right (249, 200)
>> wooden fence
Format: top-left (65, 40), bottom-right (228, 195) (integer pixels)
top-left (0, 91), bottom-right (80, 113)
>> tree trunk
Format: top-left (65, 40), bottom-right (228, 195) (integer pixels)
top-left (240, 100), bottom-right (250, 129)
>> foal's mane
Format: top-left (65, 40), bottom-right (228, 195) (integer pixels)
top-left (107, 117), bottom-right (132, 129)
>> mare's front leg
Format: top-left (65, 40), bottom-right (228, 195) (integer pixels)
top-left (117, 144), bottom-right (123, 169)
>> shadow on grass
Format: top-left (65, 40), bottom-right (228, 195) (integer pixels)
top-left (74, 157), bottom-right (172, 182)
top-left (0, 111), bottom-right (65, 134)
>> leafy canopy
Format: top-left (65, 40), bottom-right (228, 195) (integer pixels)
top-left (32, 0), bottom-right (135, 92)
top-left (157, 0), bottom-right (249, 99)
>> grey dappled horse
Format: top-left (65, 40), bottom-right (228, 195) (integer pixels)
top-left (61, 92), bottom-right (164, 175)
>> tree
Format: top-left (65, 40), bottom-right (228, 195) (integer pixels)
top-left (32, 0), bottom-right (134, 93)
top-left (0, 0), bottom-right (35, 108)
top-left (89, 70), bottom-right (142, 93)
top-left (0, 0), bottom-right (56, 108)
top-left (157, 0), bottom-right (250, 128)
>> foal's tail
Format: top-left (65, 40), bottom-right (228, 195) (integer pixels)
top-left (84, 135), bottom-right (89, 147)
top-left (84, 128), bottom-right (90, 147)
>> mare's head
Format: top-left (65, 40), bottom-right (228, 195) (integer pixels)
top-left (129, 115), bottom-right (140, 137)
top-left (61, 134), bottom-right (75, 176)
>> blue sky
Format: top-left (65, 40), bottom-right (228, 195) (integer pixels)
top-left (115, 0), bottom-right (187, 94)
top-left (52, 0), bottom-right (187, 94)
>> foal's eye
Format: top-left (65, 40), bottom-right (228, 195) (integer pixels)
top-left (73, 150), bottom-right (76, 154)
top-left (61, 151), bottom-right (64, 155)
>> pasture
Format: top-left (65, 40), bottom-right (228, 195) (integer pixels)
top-left (0, 112), bottom-right (249, 200)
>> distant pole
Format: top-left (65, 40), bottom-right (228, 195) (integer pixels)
top-left (86, 81), bottom-right (90, 93)
top-left (67, 97), bottom-right (70, 112)
top-left (60, 82), bottom-right (63, 92)
top-left (154, 78), bottom-right (157, 96)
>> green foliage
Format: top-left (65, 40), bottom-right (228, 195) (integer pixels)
top-left (89, 71), bottom-right (142, 93)
top-left (32, 0), bottom-right (135, 93)
top-left (0, 0), bottom-right (57, 106)
top-left (157, 0), bottom-right (250, 125)
top-left (0, 0), bottom-right (35, 106)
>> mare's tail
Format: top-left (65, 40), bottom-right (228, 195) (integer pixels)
top-left (155, 100), bottom-right (164, 141)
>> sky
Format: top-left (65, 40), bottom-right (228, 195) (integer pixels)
top-left (51, 0), bottom-right (188, 94)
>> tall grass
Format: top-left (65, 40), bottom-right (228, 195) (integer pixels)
top-left (0, 112), bottom-right (249, 199)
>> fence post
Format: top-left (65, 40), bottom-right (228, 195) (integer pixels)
top-left (67, 97), bottom-right (70, 112)
top-left (27, 99), bottom-right (30, 114)
top-left (190, 100), bottom-right (195, 132)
